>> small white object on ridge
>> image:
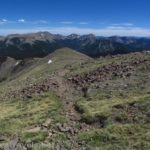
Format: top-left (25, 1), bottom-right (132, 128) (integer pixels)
top-left (15, 61), bottom-right (19, 66)
top-left (48, 59), bottom-right (52, 64)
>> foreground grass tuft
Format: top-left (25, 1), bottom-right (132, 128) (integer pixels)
top-left (78, 124), bottom-right (150, 150)
top-left (0, 92), bottom-right (62, 142)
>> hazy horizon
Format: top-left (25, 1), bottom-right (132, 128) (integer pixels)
top-left (1, 31), bottom-right (150, 38)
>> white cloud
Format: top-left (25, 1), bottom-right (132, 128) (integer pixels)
top-left (60, 21), bottom-right (73, 24)
top-left (111, 23), bottom-right (134, 27)
top-left (2, 19), bottom-right (7, 22)
top-left (79, 22), bottom-right (88, 25)
top-left (123, 23), bottom-right (134, 26)
top-left (0, 19), bottom-right (8, 24)
top-left (106, 26), bottom-right (138, 30)
top-left (18, 19), bottom-right (26, 23)
top-left (0, 19), bottom-right (49, 26)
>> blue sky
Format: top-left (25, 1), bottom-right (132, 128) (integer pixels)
top-left (0, 0), bottom-right (150, 36)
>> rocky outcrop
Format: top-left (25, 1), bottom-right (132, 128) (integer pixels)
top-left (69, 57), bottom-right (150, 88)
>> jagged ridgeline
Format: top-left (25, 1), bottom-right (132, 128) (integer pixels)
top-left (0, 32), bottom-right (150, 59)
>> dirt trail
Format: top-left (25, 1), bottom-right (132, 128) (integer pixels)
top-left (46, 70), bottom-right (91, 149)
top-left (45, 69), bottom-right (81, 121)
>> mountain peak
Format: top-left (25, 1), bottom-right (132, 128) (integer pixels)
top-left (67, 34), bottom-right (81, 39)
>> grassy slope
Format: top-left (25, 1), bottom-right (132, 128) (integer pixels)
top-left (0, 47), bottom-right (91, 99)
top-left (74, 52), bottom-right (150, 149)
top-left (0, 49), bottom-right (149, 149)
top-left (0, 48), bottom-right (91, 148)
top-left (0, 92), bottom-right (62, 142)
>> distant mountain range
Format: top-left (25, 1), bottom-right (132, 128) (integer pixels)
top-left (0, 32), bottom-right (150, 59)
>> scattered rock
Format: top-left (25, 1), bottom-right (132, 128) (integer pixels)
top-left (69, 58), bottom-right (150, 89)
top-left (56, 123), bottom-right (72, 132)
top-left (42, 119), bottom-right (52, 128)
top-left (26, 127), bottom-right (41, 133)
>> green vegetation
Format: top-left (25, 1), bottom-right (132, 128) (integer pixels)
top-left (78, 124), bottom-right (150, 150)
top-left (0, 49), bottom-right (150, 149)
top-left (77, 95), bottom-right (150, 149)
top-left (0, 48), bottom-right (91, 99)
top-left (76, 94), bottom-right (150, 123)
top-left (73, 51), bottom-right (150, 149)
top-left (23, 131), bottom-right (48, 143)
top-left (0, 92), bottom-right (62, 142)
